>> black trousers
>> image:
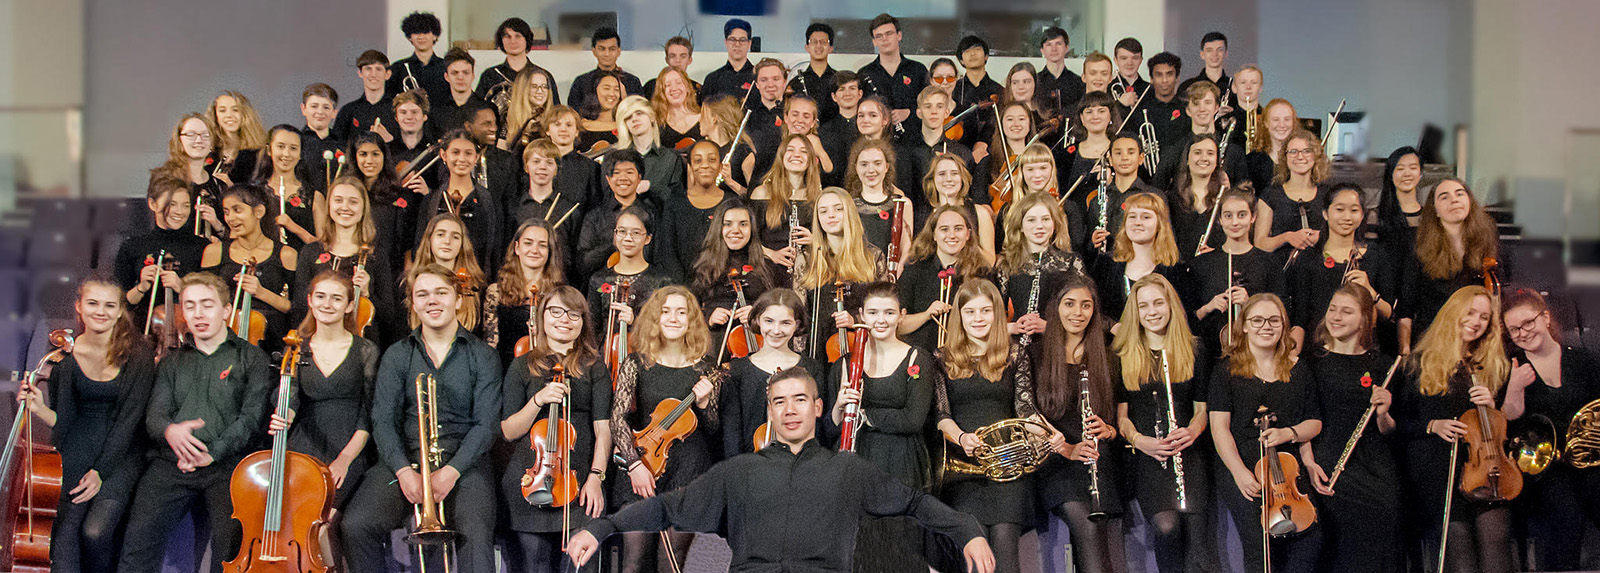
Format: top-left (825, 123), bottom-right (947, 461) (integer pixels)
top-left (340, 463), bottom-right (497, 573)
top-left (115, 461), bottom-right (240, 573)
top-left (50, 492), bottom-right (130, 572)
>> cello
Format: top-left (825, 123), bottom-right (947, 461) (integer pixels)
top-left (225, 331), bottom-right (335, 573)
top-left (229, 259), bottom-right (267, 346)
top-left (513, 283), bottom-right (541, 358)
top-left (0, 329), bottom-right (73, 573)
top-left (521, 363), bottom-right (578, 519)
top-left (602, 278), bottom-right (633, 386)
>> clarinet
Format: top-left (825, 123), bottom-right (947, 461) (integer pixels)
top-left (787, 202), bottom-right (801, 277)
top-left (1080, 367), bottom-right (1106, 519)
top-left (1097, 181), bottom-right (1111, 252)
top-left (1161, 349), bottom-right (1189, 512)
top-left (1019, 252), bottom-right (1042, 347)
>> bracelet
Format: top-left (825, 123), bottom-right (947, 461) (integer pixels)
top-left (1288, 426), bottom-right (1301, 443)
top-left (590, 467), bottom-right (605, 475)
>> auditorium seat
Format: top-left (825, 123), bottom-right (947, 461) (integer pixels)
top-left (25, 227), bottom-right (95, 268)
top-left (28, 267), bottom-right (83, 319)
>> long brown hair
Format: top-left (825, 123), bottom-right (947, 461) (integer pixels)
top-left (1037, 275), bottom-right (1114, 421)
top-left (999, 192), bottom-right (1074, 275)
top-left (1414, 178), bottom-right (1499, 280)
top-left (295, 271), bottom-right (359, 338)
top-left (156, 113), bottom-right (217, 182)
top-left (1112, 273), bottom-right (1197, 390)
top-left (410, 214), bottom-right (484, 330)
top-left (908, 205), bottom-right (988, 281)
top-left (1272, 129), bottom-right (1330, 186)
top-left (496, 218), bottom-right (565, 306)
top-left (798, 188), bottom-right (877, 290)
top-left (208, 90), bottom-right (269, 151)
top-left (692, 200), bottom-right (775, 297)
top-left (942, 280), bottom-right (1011, 380)
top-left (315, 176), bottom-right (378, 247)
top-left (845, 137), bottom-right (898, 196)
top-left (1414, 285), bottom-right (1508, 396)
top-left (649, 66), bottom-right (702, 121)
top-left (755, 133), bottom-right (823, 229)
top-left (1224, 294), bottom-right (1296, 381)
top-left (1312, 283), bottom-right (1377, 354)
top-left (1173, 134), bottom-right (1224, 214)
top-left (524, 285), bottom-right (599, 376)
top-left (632, 286), bottom-right (712, 366)
top-left (77, 278), bottom-right (139, 368)
top-left (988, 102), bottom-right (1036, 182)
top-left (921, 153), bottom-right (972, 208)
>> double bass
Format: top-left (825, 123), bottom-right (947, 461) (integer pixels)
top-left (225, 331), bottom-right (335, 572)
top-left (0, 329), bottom-right (73, 573)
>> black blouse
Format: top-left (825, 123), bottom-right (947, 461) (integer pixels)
top-left (1207, 362), bottom-right (1318, 469)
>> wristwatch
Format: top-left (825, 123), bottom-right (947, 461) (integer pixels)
top-left (591, 467), bottom-right (606, 482)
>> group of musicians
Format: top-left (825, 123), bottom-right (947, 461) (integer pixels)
top-left (8, 9), bottom-right (1600, 573)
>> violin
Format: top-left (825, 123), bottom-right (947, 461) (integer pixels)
top-left (836, 328), bottom-right (870, 452)
top-left (353, 245), bottom-right (375, 335)
top-left (1252, 407), bottom-right (1316, 540)
top-left (1459, 367), bottom-right (1522, 502)
top-left (229, 259), bottom-right (266, 346)
top-left (671, 137), bottom-right (698, 151)
top-left (225, 331), bottom-right (336, 572)
top-left (395, 137), bottom-right (446, 187)
top-left (522, 363), bottom-right (579, 510)
top-left (632, 372), bottom-right (717, 477)
top-left (513, 283), bottom-right (541, 358)
top-left (724, 270), bottom-right (763, 360)
top-left (941, 96), bottom-right (998, 143)
top-left (824, 281), bottom-right (850, 363)
top-left (1482, 256), bottom-right (1502, 298)
top-left (145, 254), bottom-right (186, 361)
top-left (582, 140), bottom-right (613, 160)
top-left (603, 278), bottom-right (633, 386)
top-left (0, 329), bottom-right (72, 573)
top-left (988, 117), bottom-right (1063, 213)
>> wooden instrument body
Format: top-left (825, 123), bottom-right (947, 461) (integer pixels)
top-left (223, 450), bottom-right (335, 573)
top-left (523, 416), bottom-right (579, 506)
top-left (513, 284), bottom-right (541, 359)
top-left (836, 329), bottom-right (869, 452)
top-left (231, 259), bottom-right (266, 345)
top-left (824, 282), bottom-right (848, 363)
top-left (1254, 451), bottom-right (1316, 537)
top-left (634, 397), bottom-right (698, 478)
top-left (0, 446), bottom-right (61, 572)
top-left (604, 280), bottom-right (633, 383)
top-left (725, 271), bottom-right (761, 359)
top-left (1458, 404), bottom-right (1523, 502)
top-left (751, 424), bottom-right (772, 451)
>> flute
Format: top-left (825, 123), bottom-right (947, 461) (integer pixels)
top-left (1161, 349), bottom-right (1189, 512)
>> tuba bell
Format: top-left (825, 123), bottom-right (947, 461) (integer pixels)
top-left (1565, 399), bottom-right (1600, 469)
top-left (943, 417), bottom-right (1052, 483)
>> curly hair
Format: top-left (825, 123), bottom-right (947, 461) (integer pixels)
top-left (632, 286), bottom-right (711, 366)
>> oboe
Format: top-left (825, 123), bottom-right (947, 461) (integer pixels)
top-left (1080, 367), bottom-right (1106, 519)
top-left (1161, 349), bottom-right (1189, 512)
top-left (1020, 252), bottom-right (1042, 347)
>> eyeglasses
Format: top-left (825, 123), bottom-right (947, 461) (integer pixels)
top-left (726, 36), bottom-right (751, 44)
top-left (1245, 316), bottom-right (1284, 329)
top-left (180, 131), bottom-right (212, 141)
top-left (931, 76), bottom-right (957, 85)
top-left (614, 228), bottom-right (648, 239)
top-left (545, 306), bottom-right (581, 321)
top-left (530, 84), bottom-right (550, 92)
top-left (1506, 312), bottom-right (1547, 336)
top-left (1285, 148), bottom-right (1315, 157)
top-left (806, 39), bottom-right (831, 46)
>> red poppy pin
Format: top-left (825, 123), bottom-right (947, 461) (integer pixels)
top-left (289, 196), bottom-right (304, 208)
top-left (1066, 144), bottom-right (1077, 154)
top-left (600, 283), bottom-right (614, 294)
top-left (1120, 202), bottom-right (1128, 210)
top-left (741, 82), bottom-right (751, 90)
top-left (878, 210), bottom-right (891, 220)
top-left (742, 265), bottom-right (754, 274)
top-left (1323, 255), bottom-right (1336, 268)
top-left (317, 252), bottom-right (332, 264)
top-left (1360, 372), bottom-right (1373, 388)
top-left (219, 365), bottom-right (234, 380)
top-left (901, 76), bottom-right (911, 86)
top-left (907, 363), bottom-right (921, 379)
top-left (1171, 110), bottom-right (1182, 120)
top-left (205, 157), bottom-right (215, 166)
top-left (394, 197), bottom-right (408, 209)
top-left (144, 255), bottom-right (155, 266)
top-left (353, 118), bottom-right (361, 127)
top-left (774, 117), bottom-right (783, 127)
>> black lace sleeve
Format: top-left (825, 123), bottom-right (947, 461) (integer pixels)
top-left (933, 351), bottom-right (953, 423)
top-left (1011, 344), bottom-right (1039, 419)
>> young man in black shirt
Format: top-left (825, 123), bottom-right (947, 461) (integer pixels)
top-left (341, 263), bottom-right (503, 573)
top-left (1035, 27), bottom-right (1085, 119)
top-left (793, 23), bottom-right (839, 121)
top-left (465, 106), bottom-right (520, 207)
top-left (952, 35), bottom-right (1003, 153)
top-left (817, 73), bottom-right (864, 187)
top-left (475, 18), bottom-right (545, 103)
top-left (1177, 31), bottom-right (1234, 108)
top-left (387, 12), bottom-right (451, 108)
top-left (334, 50), bottom-right (397, 143)
top-left (702, 19), bottom-right (756, 105)
top-left (116, 272), bottom-right (275, 571)
top-left (856, 13), bottom-right (927, 129)
top-left (1135, 52), bottom-right (1189, 148)
top-left (745, 58), bottom-right (790, 184)
top-left (1110, 37), bottom-right (1151, 109)
top-left (576, 150), bottom-right (657, 282)
top-left (430, 47), bottom-right (491, 138)
top-left (564, 368), bottom-right (996, 573)
top-left (299, 83), bottom-right (344, 191)
top-left (641, 36), bottom-right (700, 97)
top-left (544, 105), bottom-right (604, 210)
top-left (567, 27), bottom-right (643, 114)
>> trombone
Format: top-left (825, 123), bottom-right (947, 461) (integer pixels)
top-left (408, 373), bottom-right (456, 573)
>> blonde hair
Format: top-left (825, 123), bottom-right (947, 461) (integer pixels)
top-left (1112, 273), bottom-right (1197, 391)
top-left (315, 176), bottom-right (378, 247)
top-left (631, 286), bottom-right (711, 366)
top-left (1015, 143), bottom-right (1057, 195)
top-left (1224, 294), bottom-right (1296, 381)
top-left (1112, 192), bottom-right (1180, 265)
top-left (999, 192), bottom-right (1073, 275)
top-left (506, 67), bottom-right (558, 146)
top-left (755, 133), bottom-right (823, 229)
top-left (1414, 286), bottom-right (1509, 397)
top-left (208, 90), bottom-right (269, 150)
top-left (613, 95), bottom-right (658, 151)
top-left (520, 138), bottom-right (561, 167)
top-left (942, 280), bottom-right (1011, 380)
top-left (921, 153), bottom-right (972, 208)
top-left (410, 213), bottom-right (484, 330)
top-left (703, 96), bottom-right (755, 149)
top-left (798, 187), bottom-right (878, 290)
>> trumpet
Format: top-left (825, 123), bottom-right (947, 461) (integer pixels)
top-left (1243, 98), bottom-right (1259, 153)
top-left (1138, 110), bottom-right (1160, 175)
top-left (402, 62), bottom-right (422, 93)
top-left (408, 373), bottom-right (455, 573)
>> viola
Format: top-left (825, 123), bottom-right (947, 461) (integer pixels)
top-left (671, 137), bottom-right (697, 151)
top-left (146, 255), bottom-right (186, 361)
top-left (633, 375), bottom-right (716, 477)
top-left (522, 363), bottom-right (579, 509)
top-left (836, 328), bottom-right (870, 452)
top-left (226, 331), bottom-right (336, 572)
top-left (1252, 408), bottom-right (1316, 539)
top-left (513, 283), bottom-right (541, 358)
top-left (230, 259), bottom-right (266, 345)
top-left (0, 329), bottom-right (72, 573)
top-left (824, 281), bottom-right (850, 363)
top-left (582, 140), bottom-right (613, 160)
top-left (724, 269), bottom-right (762, 360)
top-left (1459, 369), bottom-right (1522, 502)
top-left (395, 137), bottom-right (445, 187)
top-left (353, 245), bottom-right (375, 336)
top-left (603, 279), bottom-right (633, 386)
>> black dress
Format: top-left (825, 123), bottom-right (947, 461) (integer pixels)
top-left (1167, 191), bottom-right (1224, 261)
top-left (1190, 247), bottom-right (1284, 354)
top-left (997, 248), bottom-right (1087, 348)
top-left (1257, 184), bottom-right (1328, 267)
top-left (1305, 350), bottom-right (1401, 573)
top-left (584, 267), bottom-right (675, 348)
top-left (1034, 361), bottom-right (1124, 513)
top-left (112, 226), bottom-right (210, 327)
top-left (1392, 365), bottom-right (1492, 523)
top-left (46, 347), bottom-right (158, 573)
top-left (896, 256), bottom-right (968, 353)
top-left (1207, 362), bottom-right (1321, 572)
top-left (211, 240), bottom-right (295, 354)
top-left (287, 335), bottom-right (379, 506)
top-left (481, 283), bottom-right (536, 369)
top-left (721, 355), bottom-right (824, 457)
top-left (1511, 347), bottom-right (1600, 571)
top-left (933, 345), bottom-right (1039, 526)
top-left (655, 191), bottom-right (735, 281)
top-left (692, 259), bottom-right (776, 353)
top-left (1114, 340), bottom-right (1212, 517)
top-left (1398, 255), bottom-right (1485, 345)
top-left (855, 193), bottom-right (900, 254)
top-left (417, 183), bottom-right (505, 281)
top-left (500, 357), bottom-right (612, 533)
top-left (609, 355), bottom-right (720, 506)
top-left (278, 185), bottom-right (317, 252)
top-left (1286, 243), bottom-right (1396, 334)
top-left (1089, 254), bottom-right (1194, 327)
top-left (824, 348), bottom-right (936, 490)
top-left (291, 241), bottom-right (399, 343)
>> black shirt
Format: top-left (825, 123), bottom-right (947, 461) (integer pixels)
top-left (584, 439), bottom-right (984, 572)
top-left (388, 53), bottom-right (452, 109)
top-left (332, 94), bottom-right (396, 143)
top-left (299, 127), bottom-right (346, 192)
top-left (568, 67), bottom-right (645, 118)
top-left (1208, 362), bottom-right (1317, 469)
top-left (145, 334), bottom-right (275, 465)
top-left (556, 149), bottom-right (605, 209)
top-left (702, 60), bottom-right (756, 106)
top-left (1037, 65), bottom-right (1087, 119)
top-left (951, 73), bottom-right (1004, 149)
top-left (575, 194), bottom-right (663, 284)
top-left (857, 56), bottom-right (929, 114)
top-left (428, 93), bottom-right (492, 137)
top-left (474, 60), bottom-right (547, 101)
top-left (417, 182), bottom-right (504, 280)
top-left (372, 326), bottom-right (502, 474)
top-left (791, 64), bottom-right (839, 121)
top-left (1177, 69), bottom-right (1234, 109)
